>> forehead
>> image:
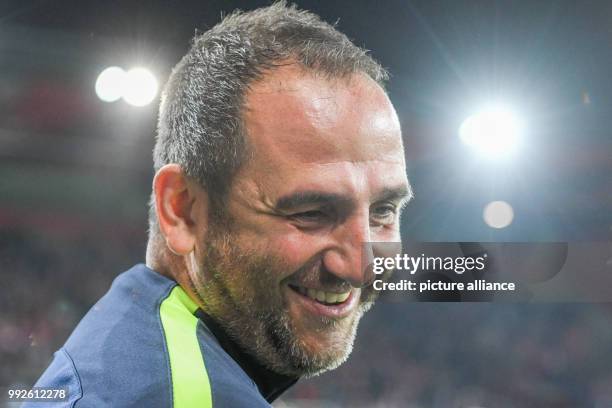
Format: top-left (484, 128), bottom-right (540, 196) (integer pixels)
top-left (235, 64), bottom-right (407, 202)
top-left (242, 64), bottom-right (404, 166)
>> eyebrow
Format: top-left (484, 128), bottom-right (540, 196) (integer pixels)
top-left (274, 184), bottom-right (413, 212)
top-left (275, 191), bottom-right (352, 211)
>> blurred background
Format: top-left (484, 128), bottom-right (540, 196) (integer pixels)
top-left (1, 0), bottom-right (611, 406)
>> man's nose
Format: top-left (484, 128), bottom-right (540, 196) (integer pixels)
top-left (321, 214), bottom-right (374, 288)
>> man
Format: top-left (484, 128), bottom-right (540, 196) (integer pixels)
top-left (29, 2), bottom-right (411, 407)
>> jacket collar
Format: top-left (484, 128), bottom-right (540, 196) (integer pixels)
top-left (195, 309), bottom-right (299, 403)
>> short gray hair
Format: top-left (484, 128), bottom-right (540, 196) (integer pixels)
top-left (149, 1), bottom-right (388, 236)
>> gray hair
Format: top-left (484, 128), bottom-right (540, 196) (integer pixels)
top-left (149, 1), bottom-right (388, 236)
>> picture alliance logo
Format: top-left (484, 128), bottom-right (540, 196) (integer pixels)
top-left (372, 253), bottom-right (487, 275)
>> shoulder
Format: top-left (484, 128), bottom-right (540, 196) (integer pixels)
top-left (32, 264), bottom-right (273, 407)
top-left (33, 264), bottom-right (177, 407)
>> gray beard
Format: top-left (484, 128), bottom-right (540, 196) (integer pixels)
top-left (189, 225), bottom-right (373, 378)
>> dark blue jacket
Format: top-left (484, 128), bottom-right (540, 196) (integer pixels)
top-left (26, 264), bottom-right (296, 407)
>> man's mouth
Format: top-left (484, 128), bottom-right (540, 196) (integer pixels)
top-left (288, 284), bottom-right (351, 305)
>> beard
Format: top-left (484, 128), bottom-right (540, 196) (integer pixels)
top-left (188, 218), bottom-right (377, 378)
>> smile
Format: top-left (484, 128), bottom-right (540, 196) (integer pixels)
top-left (289, 285), bottom-right (351, 305)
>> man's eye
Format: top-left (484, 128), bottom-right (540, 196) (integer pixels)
top-left (371, 205), bottom-right (397, 224)
top-left (291, 210), bottom-right (327, 222)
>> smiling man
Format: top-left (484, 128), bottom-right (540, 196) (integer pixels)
top-left (29, 2), bottom-right (410, 407)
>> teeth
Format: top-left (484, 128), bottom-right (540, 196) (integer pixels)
top-left (336, 291), bottom-right (350, 302)
top-left (298, 287), bottom-right (351, 305)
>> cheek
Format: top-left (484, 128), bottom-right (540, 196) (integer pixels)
top-left (267, 231), bottom-right (322, 268)
top-left (372, 225), bottom-right (402, 243)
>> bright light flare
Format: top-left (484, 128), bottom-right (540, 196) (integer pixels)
top-left (483, 200), bottom-right (514, 229)
top-left (95, 66), bottom-right (158, 106)
top-left (95, 67), bottom-right (126, 103)
top-left (123, 68), bottom-right (158, 107)
top-left (459, 106), bottom-right (523, 157)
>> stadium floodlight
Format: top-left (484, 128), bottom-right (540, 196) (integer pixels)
top-left (95, 67), bottom-right (127, 103)
top-left (122, 67), bottom-right (159, 107)
top-left (459, 105), bottom-right (523, 158)
top-left (483, 200), bottom-right (514, 229)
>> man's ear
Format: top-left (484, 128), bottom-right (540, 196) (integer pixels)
top-left (153, 164), bottom-right (208, 255)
